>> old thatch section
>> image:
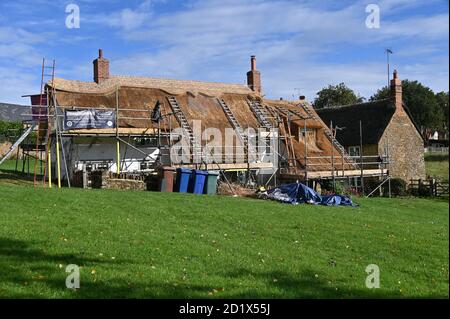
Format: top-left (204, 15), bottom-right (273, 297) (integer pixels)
top-left (316, 98), bottom-right (396, 146)
top-left (316, 98), bottom-right (422, 148)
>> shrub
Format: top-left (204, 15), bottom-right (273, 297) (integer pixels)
top-left (334, 181), bottom-right (346, 195)
top-left (320, 180), bottom-right (346, 195)
top-left (364, 178), bottom-right (382, 197)
top-left (382, 178), bottom-right (407, 197)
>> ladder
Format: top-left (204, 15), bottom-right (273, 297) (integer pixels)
top-left (217, 98), bottom-right (251, 161)
top-left (265, 106), bottom-right (298, 170)
top-left (275, 105), bottom-right (306, 120)
top-left (247, 100), bottom-right (273, 130)
top-left (166, 96), bottom-right (202, 162)
top-left (0, 124), bottom-right (37, 166)
top-left (34, 59), bottom-right (56, 187)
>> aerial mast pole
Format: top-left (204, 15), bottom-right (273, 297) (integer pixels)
top-left (386, 48), bottom-right (393, 87)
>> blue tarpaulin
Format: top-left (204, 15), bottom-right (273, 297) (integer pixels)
top-left (266, 183), bottom-right (358, 207)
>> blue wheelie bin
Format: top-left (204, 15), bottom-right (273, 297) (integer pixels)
top-left (175, 168), bottom-right (192, 193)
top-left (189, 170), bottom-right (208, 194)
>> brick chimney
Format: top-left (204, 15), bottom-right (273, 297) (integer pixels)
top-left (93, 49), bottom-right (110, 84)
top-left (247, 55), bottom-right (261, 94)
top-left (390, 69), bottom-right (403, 112)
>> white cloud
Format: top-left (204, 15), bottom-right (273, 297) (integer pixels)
top-left (102, 0), bottom-right (448, 100)
top-left (0, 66), bottom-right (39, 104)
top-left (0, 0), bottom-right (448, 103)
top-left (88, 0), bottom-right (156, 31)
top-left (0, 26), bottom-right (49, 103)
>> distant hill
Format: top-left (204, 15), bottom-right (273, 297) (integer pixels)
top-left (0, 103), bottom-right (30, 122)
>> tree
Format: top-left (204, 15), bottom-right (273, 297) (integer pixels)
top-left (370, 80), bottom-right (444, 132)
top-left (0, 120), bottom-right (22, 138)
top-left (435, 91), bottom-right (449, 132)
top-left (313, 83), bottom-right (365, 109)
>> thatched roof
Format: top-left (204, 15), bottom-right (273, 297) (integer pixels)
top-left (49, 76), bottom-right (355, 172)
top-left (316, 98), bottom-right (396, 146)
top-left (50, 76), bottom-right (253, 96)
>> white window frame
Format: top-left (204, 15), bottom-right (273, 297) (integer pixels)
top-left (348, 146), bottom-right (361, 157)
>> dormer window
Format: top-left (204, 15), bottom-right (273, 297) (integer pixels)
top-left (299, 128), bottom-right (317, 146)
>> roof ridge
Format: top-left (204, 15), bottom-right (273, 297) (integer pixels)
top-left (49, 76), bottom-right (254, 95)
top-left (51, 75), bottom-right (249, 88)
top-left (317, 98), bottom-right (393, 111)
top-left (110, 75), bottom-right (249, 87)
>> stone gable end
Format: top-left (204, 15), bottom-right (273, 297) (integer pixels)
top-left (379, 110), bottom-right (426, 183)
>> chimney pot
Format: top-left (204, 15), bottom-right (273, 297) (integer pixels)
top-left (99, 49), bottom-right (103, 59)
top-left (251, 55), bottom-right (257, 71)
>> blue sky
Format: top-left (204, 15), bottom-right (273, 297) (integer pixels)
top-left (0, 0), bottom-right (448, 104)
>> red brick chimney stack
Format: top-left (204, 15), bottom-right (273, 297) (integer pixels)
top-left (93, 49), bottom-right (110, 84)
top-left (390, 69), bottom-right (403, 112)
top-left (247, 55), bottom-right (262, 94)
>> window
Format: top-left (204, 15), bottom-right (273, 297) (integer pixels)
top-left (348, 146), bottom-right (361, 157)
top-left (134, 137), bottom-right (157, 147)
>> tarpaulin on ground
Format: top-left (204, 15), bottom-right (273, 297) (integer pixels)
top-left (64, 109), bottom-right (116, 130)
top-left (320, 195), bottom-right (356, 206)
top-left (266, 183), bottom-right (358, 207)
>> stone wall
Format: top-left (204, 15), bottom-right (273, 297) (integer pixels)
top-left (89, 170), bottom-right (146, 190)
top-left (105, 179), bottom-right (146, 191)
top-left (0, 142), bottom-right (12, 157)
top-left (379, 110), bottom-right (426, 183)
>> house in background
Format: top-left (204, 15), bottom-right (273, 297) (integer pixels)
top-left (317, 70), bottom-right (426, 183)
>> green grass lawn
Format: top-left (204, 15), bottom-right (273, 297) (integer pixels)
top-left (0, 183), bottom-right (448, 299)
top-left (425, 153), bottom-right (449, 182)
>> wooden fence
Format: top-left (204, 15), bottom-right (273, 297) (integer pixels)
top-left (409, 179), bottom-right (449, 197)
top-left (425, 146), bottom-right (449, 153)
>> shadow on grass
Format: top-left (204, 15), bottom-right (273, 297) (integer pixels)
top-left (0, 238), bottom-right (444, 299)
top-left (0, 237), bottom-right (129, 298)
top-left (0, 168), bottom-right (44, 186)
top-left (222, 268), bottom-right (399, 299)
top-left (425, 154), bottom-right (449, 162)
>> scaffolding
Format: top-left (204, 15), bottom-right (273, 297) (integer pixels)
top-left (53, 95), bottom-right (390, 193)
top-left (269, 105), bottom-right (391, 195)
top-left (2, 59), bottom-right (392, 194)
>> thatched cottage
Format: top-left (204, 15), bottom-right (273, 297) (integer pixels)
top-left (40, 50), bottom-right (385, 185)
top-left (317, 71), bottom-right (426, 183)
